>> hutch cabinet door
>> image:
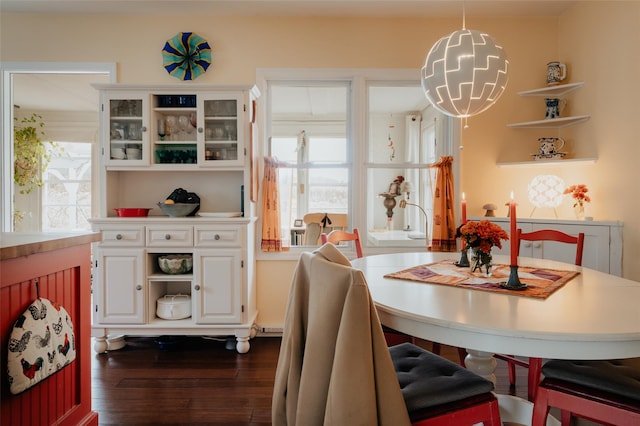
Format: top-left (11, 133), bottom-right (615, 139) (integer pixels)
top-left (102, 91), bottom-right (150, 166)
top-left (197, 93), bottom-right (245, 167)
top-left (193, 249), bottom-right (242, 324)
top-left (95, 248), bottom-right (145, 324)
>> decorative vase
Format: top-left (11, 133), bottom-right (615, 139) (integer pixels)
top-left (470, 248), bottom-right (493, 277)
top-left (455, 247), bottom-right (471, 267)
top-left (574, 203), bottom-right (585, 220)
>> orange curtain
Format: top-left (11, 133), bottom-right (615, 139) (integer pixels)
top-left (261, 157), bottom-right (289, 252)
top-left (430, 156), bottom-right (457, 252)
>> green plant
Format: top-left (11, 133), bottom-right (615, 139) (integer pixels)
top-left (13, 113), bottom-right (58, 194)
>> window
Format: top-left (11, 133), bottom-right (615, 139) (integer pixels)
top-left (259, 69), bottom-right (458, 256)
top-left (366, 83), bottom-right (448, 249)
top-left (42, 142), bottom-right (92, 231)
top-left (267, 82), bottom-right (350, 247)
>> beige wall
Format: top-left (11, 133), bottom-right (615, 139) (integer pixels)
top-left (2, 2), bottom-right (637, 328)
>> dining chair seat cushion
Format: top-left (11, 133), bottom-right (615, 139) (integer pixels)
top-left (390, 343), bottom-right (495, 414)
top-left (542, 358), bottom-right (640, 403)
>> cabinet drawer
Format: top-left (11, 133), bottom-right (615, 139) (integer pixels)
top-left (100, 226), bottom-right (145, 246)
top-left (146, 226), bottom-right (194, 247)
top-left (195, 226), bottom-right (242, 247)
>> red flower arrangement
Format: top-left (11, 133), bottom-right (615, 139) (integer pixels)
top-left (563, 184), bottom-right (591, 208)
top-left (456, 220), bottom-right (509, 254)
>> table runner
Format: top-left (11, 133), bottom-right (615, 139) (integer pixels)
top-left (384, 260), bottom-right (580, 299)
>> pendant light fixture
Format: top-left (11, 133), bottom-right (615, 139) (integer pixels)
top-left (421, 2), bottom-right (509, 122)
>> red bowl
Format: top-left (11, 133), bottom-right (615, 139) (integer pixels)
top-left (114, 208), bottom-right (152, 217)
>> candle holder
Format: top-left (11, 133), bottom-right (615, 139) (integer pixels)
top-left (501, 265), bottom-right (527, 290)
top-left (455, 247), bottom-right (470, 267)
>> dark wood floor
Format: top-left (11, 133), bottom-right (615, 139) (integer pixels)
top-left (91, 335), bottom-right (534, 425)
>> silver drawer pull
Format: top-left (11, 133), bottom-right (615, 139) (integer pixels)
top-left (214, 234), bottom-right (221, 240)
top-left (116, 234), bottom-right (123, 240)
top-left (194, 285), bottom-right (201, 291)
top-left (165, 234), bottom-right (171, 240)
top-left (136, 285), bottom-right (142, 291)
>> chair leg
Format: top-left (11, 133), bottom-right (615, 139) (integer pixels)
top-left (531, 386), bottom-right (552, 426)
top-left (527, 357), bottom-right (542, 402)
top-left (507, 358), bottom-right (517, 386)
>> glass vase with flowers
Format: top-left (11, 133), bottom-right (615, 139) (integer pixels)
top-left (564, 184), bottom-right (591, 220)
top-left (456, 220), bottom-right (509, 276)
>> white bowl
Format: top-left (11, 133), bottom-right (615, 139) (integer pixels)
top-left (125, 148), bottom-right (142, 160)
top-left (111, 147), bottom-right (126, 159)
top-left (158, 254), bottom-right (193, 274)
top-left (157, 202), bottom-right (199, 217)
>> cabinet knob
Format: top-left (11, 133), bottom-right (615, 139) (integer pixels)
top-left (116, 234), bottom-right (123, 240)
top-left (194, 285), bottom-right (201, 291)
top-left (165, 234), bottom-right (171, 240)
top-left (197, 127), bottom-right (203, 133)
top-left (136, 285), bottom-right (142, 291)
top-left (214, 234), bottom-right (221, 240)
top-left (141, 126), bottom-right (147, 132)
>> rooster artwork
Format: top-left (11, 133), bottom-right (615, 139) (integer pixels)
top-left (7, 298), bottom-right (76, 394)
top-left (21, 357), bottom-right (44, 380)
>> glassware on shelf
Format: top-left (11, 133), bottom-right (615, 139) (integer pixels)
top-left (224, 123), bottom-right (235, 140)
top-left (165, 115), bottom-right (177, 141)
top-left (157, 119), bottom-right (166, 141)
top-left (178, 115), bottom-right (190, 137)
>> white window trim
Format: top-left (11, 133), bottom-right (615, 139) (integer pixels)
top-left (255, 68), bottom-right (461, 261)
top-left (0, 61), bottom-right (116, 231)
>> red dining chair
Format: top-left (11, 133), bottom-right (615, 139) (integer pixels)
top-left (272, 243), bottom-right (503, 426)
top-left (532, 358), bottom-right (640, 426)
top-left (321, 228), bottom-right (363, 258)
top-left (320, 229), bottom-right (466, 362)
top-left (495, 228), bottom-right (585, 401)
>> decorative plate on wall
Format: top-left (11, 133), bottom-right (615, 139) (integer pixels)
top-left (162, 32), bottom-right (211, 81)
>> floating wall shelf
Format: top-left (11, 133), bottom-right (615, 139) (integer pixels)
top-left (507, 115), bottom-right (591, 129)
top-left (516, 82), bottom-right (584, 97)
top-left (496, 157), bottom-right (597, 167)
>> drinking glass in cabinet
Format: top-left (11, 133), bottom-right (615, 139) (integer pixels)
top-left (165, 116), bottom-right (177, 141)
top-left (157, 119), bottom-right (166, 141)
top-left (110, 99), bottom-right (141, 117)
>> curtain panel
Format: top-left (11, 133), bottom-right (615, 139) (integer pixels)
top-left (429, 156), bottom-right (457, 252)
top-left (261, 157), bottom-right (289, 252)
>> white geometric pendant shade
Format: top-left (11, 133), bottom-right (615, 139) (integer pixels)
top-left (421, 29), bottom-right (509, 118)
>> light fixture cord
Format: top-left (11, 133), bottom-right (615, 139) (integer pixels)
top-left (462, 0), bottom-right (466, 30)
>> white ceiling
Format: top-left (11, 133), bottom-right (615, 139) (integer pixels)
top-left (2, 0), bottom-right (579, 18)
top-left (7, 1), bottom-right (578, 116)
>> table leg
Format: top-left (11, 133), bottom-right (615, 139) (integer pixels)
top-left (463, 349), bottom-right (560, 426)
top-left (465, 349), bottom-right (497, 384)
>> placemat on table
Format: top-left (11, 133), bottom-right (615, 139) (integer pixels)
top-left (384, 260), bottom-right (580, 299)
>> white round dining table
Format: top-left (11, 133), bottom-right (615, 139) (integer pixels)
top-left (351, 252), bottom-right (640, 425)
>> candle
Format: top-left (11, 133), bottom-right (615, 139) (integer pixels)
top-left (461, 192), bottom-right (467, 224)
top-left (510, 191), bottom-right (517, 266)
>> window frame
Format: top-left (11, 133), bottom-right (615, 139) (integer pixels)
top-left (255, 68), bottom-right (461, 260)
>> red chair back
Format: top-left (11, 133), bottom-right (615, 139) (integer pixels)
top-left (321, 228), bottom-right (363, 258)
top-left (517, 228), bottom-right (585, 266)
